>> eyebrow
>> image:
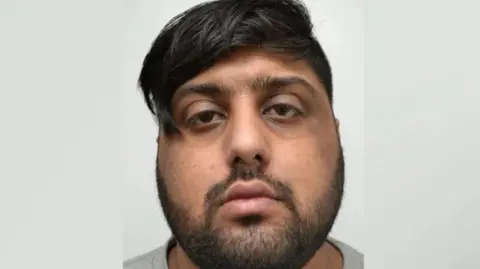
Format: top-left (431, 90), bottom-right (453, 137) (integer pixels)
top-left (174, 83), bottom-right (231, 101)
top-left (174, 75), bottom-right (320, 100)
top-left (250, 76), bottom-right (319, 98)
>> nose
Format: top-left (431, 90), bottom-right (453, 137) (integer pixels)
top-left (224, 105), bottom-right (271, 168)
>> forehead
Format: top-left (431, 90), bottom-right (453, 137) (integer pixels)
top-left (178, 50), bottom-right (327, 97)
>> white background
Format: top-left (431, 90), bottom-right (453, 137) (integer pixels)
top-left (1, 0), bottom-right (480, 268)
top-left (123, 0), bottom-right (364, 260)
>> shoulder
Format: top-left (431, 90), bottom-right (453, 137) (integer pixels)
top-left (123, 245), bottom-right (168, 269)
top-left (328, 237), bottom-right (364, 269)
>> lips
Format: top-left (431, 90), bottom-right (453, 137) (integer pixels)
top-left (222, 181), bottom-right (277, 204)
top-left (216, 181), bottom-right (281, 219)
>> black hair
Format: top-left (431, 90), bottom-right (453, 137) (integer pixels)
top-left (138, 0), bottom-right (333, 133)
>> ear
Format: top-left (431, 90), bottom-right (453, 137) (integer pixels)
top-left (156, 126), bottom-right (164, 144)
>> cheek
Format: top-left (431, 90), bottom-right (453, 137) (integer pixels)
top-left (159, 145), bottom-right (224, 219)
top-left (273, 136), bottom-right (338, 212)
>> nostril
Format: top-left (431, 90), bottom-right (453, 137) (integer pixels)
top-left (232, 156), bottom-right (242, 165)
top-left (232, 154), bottom-right (263, 166)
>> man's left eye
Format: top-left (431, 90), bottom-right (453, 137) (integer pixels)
top-left (263, 104), bottom-right (301, 118)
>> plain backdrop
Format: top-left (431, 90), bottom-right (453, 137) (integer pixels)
top-left (2, 0), bottom-right (480, 268)
top-left (123, 0), bottom-right (365, 260)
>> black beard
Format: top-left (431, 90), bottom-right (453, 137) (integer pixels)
top-left (155, 149), bottom-right (344, 269)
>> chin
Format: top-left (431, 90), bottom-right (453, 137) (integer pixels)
top-left (216, 220), bottom-right (289, 243)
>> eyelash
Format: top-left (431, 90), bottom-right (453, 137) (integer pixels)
top-left (186, 103), bottom-right (302, 128)
top-left (186, 111), bottom-right (225, 127)
top-left (264, 103), bottom-right (303, 118)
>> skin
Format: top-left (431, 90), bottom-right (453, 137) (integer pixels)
top-left (156, 49), bottom-right (344, 269)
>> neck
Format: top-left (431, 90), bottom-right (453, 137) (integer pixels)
top-left (168, 239), bottom-right (343, 269)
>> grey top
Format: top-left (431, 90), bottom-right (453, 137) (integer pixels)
top-left (124, 237), bottom-right (364, 269)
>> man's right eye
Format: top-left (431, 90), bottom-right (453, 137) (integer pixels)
top-left (186, 110), bottom-right (225, 128)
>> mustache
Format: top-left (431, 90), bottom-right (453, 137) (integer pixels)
top-left (203, 166), bottom-right (296, 213)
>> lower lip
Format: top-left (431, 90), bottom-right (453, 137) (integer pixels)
top-left (220, 197), bottom-right (278, 218)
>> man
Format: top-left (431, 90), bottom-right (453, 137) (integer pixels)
top-left (125, 0), bottom-right (363, 268)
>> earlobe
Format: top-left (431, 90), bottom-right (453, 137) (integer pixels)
top-left (156, 130), bottom-right (164, 144)
top-left (334, 118), bottom-right (341, 137)
top-left (156, 127), bottom-right (165, 144)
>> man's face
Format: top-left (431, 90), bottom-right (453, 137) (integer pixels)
top-left (156, 50), bottom-right (344, 269)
